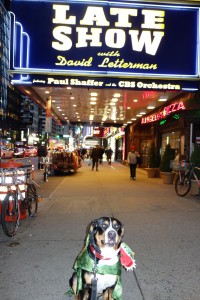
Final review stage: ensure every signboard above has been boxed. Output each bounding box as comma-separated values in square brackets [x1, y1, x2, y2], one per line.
[20, 95, 33, 124]
[11, 74, 200, 92]
[9, 1, 199, 80]
[141, 101, 186, 124]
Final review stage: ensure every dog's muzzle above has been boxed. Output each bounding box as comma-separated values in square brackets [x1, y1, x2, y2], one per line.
[106, 230, 117, 247]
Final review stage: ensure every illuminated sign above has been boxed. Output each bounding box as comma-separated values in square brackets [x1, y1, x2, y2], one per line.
[9, 1, 199, 80]
[11, 74, 199, 92]
[141, 101, 186, 124]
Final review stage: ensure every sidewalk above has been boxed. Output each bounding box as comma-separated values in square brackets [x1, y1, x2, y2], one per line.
[1, 160, 200, 300]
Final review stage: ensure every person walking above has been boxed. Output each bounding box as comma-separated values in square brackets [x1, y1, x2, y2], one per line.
[105, 147, 113, 165]
[127, 145, 140, 180]
[99, 146, 105, 164]
[91, 145, 101, 171]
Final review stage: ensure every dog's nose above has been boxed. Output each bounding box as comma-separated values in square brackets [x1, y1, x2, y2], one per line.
[108, 230, 116, 240]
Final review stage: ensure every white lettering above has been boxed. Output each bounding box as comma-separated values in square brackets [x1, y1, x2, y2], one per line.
[110, 8, 138, 27]
[52, 5, 76, 24]
[142, 10, 165, 29]
[129, 30, 164, 55]
[52, 26, 72, 51]
[76, 28, 102, 47]
[80, 6, 109, 26]
[105, 29, 126, 48]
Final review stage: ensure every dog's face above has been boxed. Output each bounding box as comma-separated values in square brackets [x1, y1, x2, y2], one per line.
[89, 217, 124, 251]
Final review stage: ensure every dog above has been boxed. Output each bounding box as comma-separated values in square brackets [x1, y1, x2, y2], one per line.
[68, 217, 136, 300]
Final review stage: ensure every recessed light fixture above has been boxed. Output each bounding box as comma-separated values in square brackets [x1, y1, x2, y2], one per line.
[131, 118, 137, 120]
[113, 93, 121, 97]
[45, 91, 50, 94]
[139, 112, 146, 115]
[73, 104, 77, 107]
[91, 97, 97, 101]
[90, 101, 96, 105]
[147, 106, 155, 109]
[127, 106, 131, 109]
[133, 99, 138, 102]
[70, 96, 74, 99]
[158, 95, 168, 102]
[90, 92, 98, 96]
[136, 114, 142, 117]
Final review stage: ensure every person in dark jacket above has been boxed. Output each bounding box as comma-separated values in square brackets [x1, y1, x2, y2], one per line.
[99, 146, 105, 164]
[105, 147, 113, 165]
[91, 145, 101, 171]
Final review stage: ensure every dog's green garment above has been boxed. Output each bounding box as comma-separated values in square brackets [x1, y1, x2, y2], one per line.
[67, 242, 136, 300]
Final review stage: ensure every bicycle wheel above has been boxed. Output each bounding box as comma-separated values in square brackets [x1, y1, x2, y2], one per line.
[1, 192, 20, 237]
[175, 174, 191, 197]
[27, 183, 38, 217]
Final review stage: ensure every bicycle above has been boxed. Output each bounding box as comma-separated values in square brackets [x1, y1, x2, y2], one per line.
[0, 164, 40, 237]
[175, 162, 200, 197]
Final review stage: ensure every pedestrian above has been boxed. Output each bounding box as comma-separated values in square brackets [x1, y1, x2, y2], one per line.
[91, 145, 101, 171]
[99, 146, 105, 164]
[105, 147, 113, 165]
[127, 145, 140, 180]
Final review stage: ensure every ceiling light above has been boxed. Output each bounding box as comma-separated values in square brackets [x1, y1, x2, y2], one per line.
[67, 87, 71, 89]
[89, 115, 94, 120]
[131, 118, 137, 120]
[147, 106, 155, 109]
[90, 92, 98, 96]
[111, 98, 118, 102]
[52, 100, 56, 103]
[62, 113, 65, 115]
[127, 121, 132, 124]
[70, 96, 74, 99]
[139, 112, 146, 115]
[90, 101, 96, 105]
[73, 104, 76, 107]
[56, 106, 60, 108]
[90, 97, 97, 100]
[158, 95, 168, 102]
[133, 99, 138, 102]
[110, 102, 116, 106]
[127, 107, 131, 109]
[114, 93, 121, 97]
[136, 114, 142, 117]
[45, 91, 50, 94]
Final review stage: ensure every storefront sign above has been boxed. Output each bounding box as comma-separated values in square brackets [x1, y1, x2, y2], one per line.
[141, 101, 186, 124]
[9, 1, 199, 79]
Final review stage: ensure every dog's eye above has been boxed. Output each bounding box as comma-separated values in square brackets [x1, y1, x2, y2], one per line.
[114, 224, 120, 230]
[102, 224, 108, 229]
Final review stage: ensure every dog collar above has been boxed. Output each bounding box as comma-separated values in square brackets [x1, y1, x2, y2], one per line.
[90, 245, 112, 260]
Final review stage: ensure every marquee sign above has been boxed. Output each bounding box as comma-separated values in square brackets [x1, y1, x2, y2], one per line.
[11, 74, 200, 92]
[9, 1, 199, 81]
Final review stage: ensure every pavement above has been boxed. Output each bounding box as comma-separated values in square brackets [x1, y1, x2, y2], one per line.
[0, 159, 200, 300]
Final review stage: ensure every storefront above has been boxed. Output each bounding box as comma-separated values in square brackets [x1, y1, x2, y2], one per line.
[128, 91, 200, 167]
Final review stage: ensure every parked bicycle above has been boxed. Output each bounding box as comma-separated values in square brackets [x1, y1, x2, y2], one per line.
[175, 162, 200, 197]
[0, 164, 40, 237]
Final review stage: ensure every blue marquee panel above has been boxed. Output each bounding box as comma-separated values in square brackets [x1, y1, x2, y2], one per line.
[9, 1, 200, 79]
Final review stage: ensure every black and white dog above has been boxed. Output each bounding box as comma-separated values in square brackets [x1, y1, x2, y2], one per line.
[68, 217, 136, 300]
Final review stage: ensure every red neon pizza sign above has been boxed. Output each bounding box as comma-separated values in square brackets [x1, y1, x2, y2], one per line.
[141, 101, 186, 124]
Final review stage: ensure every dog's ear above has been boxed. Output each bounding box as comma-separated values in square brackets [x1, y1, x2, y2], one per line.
[85, 219, 99, 246]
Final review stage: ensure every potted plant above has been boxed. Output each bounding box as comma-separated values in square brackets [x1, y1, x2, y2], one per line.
[146, 141, 158, 178]
[160, 143, 174, 184]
